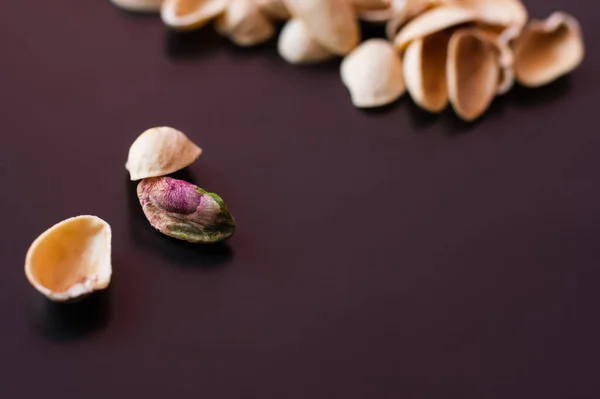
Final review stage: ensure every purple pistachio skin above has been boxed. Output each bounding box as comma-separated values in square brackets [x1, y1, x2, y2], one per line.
[137, 177, 235, 243]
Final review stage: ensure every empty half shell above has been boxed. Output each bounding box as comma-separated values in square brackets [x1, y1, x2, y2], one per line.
[393, 4, 476, 51]
[254, 0, 290, 20]
[25, 216, 112, 302]
[447, 28, 500, 121]
[341, 39, 405, 108]
[278, 19, 335, 64]
[513, 12, 584, 87]
[161, 0, 229, 30]
[283, 0, 360, 55]
[216, 0, 275, 47]
[403, 30, 450, 112]
[110, 0, 164, 12]
[126, 126, 202, 181]
[138, 177, 236, 243]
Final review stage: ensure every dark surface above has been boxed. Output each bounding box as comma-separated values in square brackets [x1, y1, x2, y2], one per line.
[1, 1, 599, 398]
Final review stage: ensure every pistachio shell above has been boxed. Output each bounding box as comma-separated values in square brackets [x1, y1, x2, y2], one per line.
[353, 0, 393, 23]
[447, 28, 500, 121]
[283, 0, 360, 55]
[403, 30, 450, 112]
[255, 0, 290, 20]
[476, 26, 516, 94]
[25, 216, 112, 302]
[278, 19, 335, 64]
[352, 0, 390, 8]
[126, 126, 203, 181]
[138, 177, 236, 243]
[456, 0, 527, 30]
[161, 0, 229, 31]
[386, 0, 446, 40]
[393, 4, 476, 51]
[513, 12, 584, 87]
[341, 39, 406, 108]
[110, 0, 164, 12]
[216, 0, 275, 47]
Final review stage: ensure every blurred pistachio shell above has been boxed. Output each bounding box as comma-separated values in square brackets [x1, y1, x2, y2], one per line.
[446, 28, 500, 121]
[476, 25, 516, 94]
[126, 126, 202, 181]
[25, 216, 112, 302]
[351, 0, 390, 9]
[138, 177, 236, 243]
[513, 12, 584, 87]
[110, 0, 164, 12]
[216, 0, 275, 46]
[278, 19, 335, 64]
[393, 4, 476, 51]
[456, 0, 527, 31]
[352, 0, 394, 23]
[161, 0, 229, 31]
[341, 39, 405, 108]
[283, 0, 360, 55]
[386, 0, 450, 40]
[255, 0, 290, 20]
[403, 30, 450, 112]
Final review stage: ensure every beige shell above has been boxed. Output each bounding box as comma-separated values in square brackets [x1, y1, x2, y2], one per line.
[125, 126, 203, 181]
[403, 30, 450, 112]
[476, 26, 516, 94]
[254, 0, 290, 20]
[283, 0, 360, 55]
[513, 12, 584, 87]
[456, 0, 527, 30]
[216, 0, 275, 46]
[110, 0, 164, 12]
[352, 0, 390, 8]
[278, 19, 335, 64]
[353, 0, 394, 23]
[447, 28, 500, 121]
[341, 39, 406, 108]
[161, 0, 229, 31]
[25, 216, 112, 302]
[386, 0, 446, 40]
[393, 4, 476, 51]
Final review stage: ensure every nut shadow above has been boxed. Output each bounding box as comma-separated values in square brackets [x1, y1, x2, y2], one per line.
[126, 172, 234, 269]
[30, 289, 111, 342]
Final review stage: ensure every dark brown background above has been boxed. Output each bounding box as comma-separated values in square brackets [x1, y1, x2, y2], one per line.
[1, 0, 599, 397]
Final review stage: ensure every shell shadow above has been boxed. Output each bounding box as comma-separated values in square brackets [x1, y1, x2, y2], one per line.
[126, 172, 234, 269]
[164, 23, 225, 59]
[440, 77, 572, 135]
[506, 76, 572, 109]
[31, 288, 111, 342]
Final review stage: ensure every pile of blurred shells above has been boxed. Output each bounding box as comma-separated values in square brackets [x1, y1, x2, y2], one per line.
[110, 0, 585, 121]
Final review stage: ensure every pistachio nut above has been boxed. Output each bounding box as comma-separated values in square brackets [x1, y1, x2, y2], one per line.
[137, 177, 236, 243]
